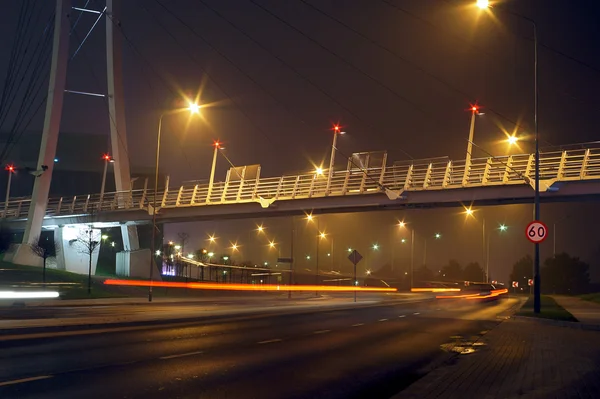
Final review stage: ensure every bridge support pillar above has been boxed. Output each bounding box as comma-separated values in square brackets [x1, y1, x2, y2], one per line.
[54, 226, 101, 275]
[120, 223, 140, 251]
[13, 0, 71, 267]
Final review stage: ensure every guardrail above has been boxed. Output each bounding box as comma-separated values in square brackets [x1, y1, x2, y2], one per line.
[2, 148, 599, 219]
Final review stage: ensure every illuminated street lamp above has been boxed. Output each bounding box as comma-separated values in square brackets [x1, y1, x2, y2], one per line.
[435, 233, 441, 239]
[268, 241, 276, 249]
[398, 221, 416, 287]
[315, 167, 324, 176]
[372, 244, 379, 250]
[3, 164, 15, 215]
[149, 100, 201, 302]
[257, 224, 265, 233]
[101, 234, 109, 241]
[464, 207, 488, 282]
[99, 153, 114, 205]
[499, 224, 508, 232]
[462, 105, 485, 186]
[507, 135, 519, 145]
[326, 124, 346, 194]
[155, 250, 161, 256]
[206, 140, 223, 203]
[474, 0, 542, 313]
[174, 245, 181, 251]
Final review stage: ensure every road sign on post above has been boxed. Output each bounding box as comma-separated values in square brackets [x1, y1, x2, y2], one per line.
[526, 221, 548, 244]
[528, 279, 534, 286]
[512, 281, 518, 288]
[347, 250, 363, 302]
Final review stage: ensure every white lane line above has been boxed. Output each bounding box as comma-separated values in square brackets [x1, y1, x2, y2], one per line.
[352, 323, 364, 327]
[0, 375, 53, 387]
[258, 338, 283, 344]
[313, 330, 331, 334]
[413, 312, 420, 315]
[398, 315, 406, 318]
[379, 318, 388, 322]
[159, 351, 203, 360]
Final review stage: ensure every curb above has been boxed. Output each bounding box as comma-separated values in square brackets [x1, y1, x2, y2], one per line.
[511, 315, 600, 331]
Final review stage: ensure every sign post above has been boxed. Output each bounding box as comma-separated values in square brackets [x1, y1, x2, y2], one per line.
[347, 250, 363, 302]
[525, 221, 547, 300]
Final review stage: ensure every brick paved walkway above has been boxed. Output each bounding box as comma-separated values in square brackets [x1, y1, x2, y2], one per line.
[394, 316, 600, 398]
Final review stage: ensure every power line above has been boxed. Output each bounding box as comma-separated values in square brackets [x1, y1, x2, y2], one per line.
[248, 0, 434, 125]
[141, 1, 280, 151]
[192, 0, 412, 159]
[103, 8, 197, 173]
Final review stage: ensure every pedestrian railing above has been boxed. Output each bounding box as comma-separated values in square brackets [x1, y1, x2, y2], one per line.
[2, 147, 599, 219]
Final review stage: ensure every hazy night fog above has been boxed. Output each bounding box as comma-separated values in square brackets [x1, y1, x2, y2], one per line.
[1, 1, 599, 284]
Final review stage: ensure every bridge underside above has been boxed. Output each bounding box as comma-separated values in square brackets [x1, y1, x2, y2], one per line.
[5, 180, 599, 231]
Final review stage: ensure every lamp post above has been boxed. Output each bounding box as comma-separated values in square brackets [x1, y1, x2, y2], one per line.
[99, 154, 113, 206]
[149, 102, 200, 302]
[476, 0, 541, 313]
[398, 221, 416, 288]
[206, 140, 222, 202]
[326, 124, 345, 194]
[465, 207, 488, 282]
[462, 105, 484, 186]
[4, 164, 15, 216]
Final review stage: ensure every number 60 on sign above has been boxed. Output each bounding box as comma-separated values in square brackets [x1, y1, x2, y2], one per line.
[526, 221, 548, 243]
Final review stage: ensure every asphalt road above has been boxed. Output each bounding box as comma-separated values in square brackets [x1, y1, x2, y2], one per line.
[0, 297, 519, 399]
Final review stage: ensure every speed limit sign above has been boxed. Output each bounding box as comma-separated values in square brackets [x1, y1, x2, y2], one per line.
[526, 221, 548, 243]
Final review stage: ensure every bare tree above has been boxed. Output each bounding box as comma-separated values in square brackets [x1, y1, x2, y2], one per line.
[29, 235, 60, 285]
[75, 226, 101, 294]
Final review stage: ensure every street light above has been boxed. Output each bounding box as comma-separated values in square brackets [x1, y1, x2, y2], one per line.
[315, 167, 324, 176]
[464, 206, 488, 282]
[507, 135, 519, 145]
[499, 224, 508, 232]
[99, 154, 114, 206]
[372, 244, 379, 250]
[462, 105, 485, 186]
[3, 164, 15, 216]
[257, 224, 265, 233]
[474, 0, 541, 313]
[206, 140, 223, 203]
[397, 221, 415, 288]
[149, 101, 201, 302]
[476, 0, 489, 9]
[326, 124, 345, 194]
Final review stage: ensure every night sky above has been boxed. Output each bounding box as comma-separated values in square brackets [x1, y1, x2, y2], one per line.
[1, 1, 599, 283]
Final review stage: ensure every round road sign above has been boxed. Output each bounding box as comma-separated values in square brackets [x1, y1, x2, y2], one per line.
[525, 221, 548, 243]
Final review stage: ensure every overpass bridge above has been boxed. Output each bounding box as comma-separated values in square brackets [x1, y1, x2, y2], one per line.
[2, 146, 600, 230]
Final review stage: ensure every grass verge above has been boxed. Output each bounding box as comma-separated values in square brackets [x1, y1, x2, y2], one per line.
[517, 295, 578, 322]
[580, 293, 600, 305]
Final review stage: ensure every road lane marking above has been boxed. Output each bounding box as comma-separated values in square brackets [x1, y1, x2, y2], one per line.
[159, 351, 203, 360]
[398, 315, 406, 318]
[352, 323, 364, 327]
[258, 339, 282, 344]
[0, 375, 53, 387]
[378, 318, 388, 322]
[413, 312, 420, 315]
[313, 330, 331, 334]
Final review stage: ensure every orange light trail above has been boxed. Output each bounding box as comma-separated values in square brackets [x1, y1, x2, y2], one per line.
[411, 288, 462, 293]
[104, 279, 397, 292]
[436, 288, 508, 300]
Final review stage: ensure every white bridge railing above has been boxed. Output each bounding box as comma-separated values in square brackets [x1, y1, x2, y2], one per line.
[2, 148, 600, 220]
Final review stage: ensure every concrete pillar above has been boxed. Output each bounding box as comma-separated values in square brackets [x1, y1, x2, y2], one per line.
[55, 225, 101, 275]
[13, 0, 71, 266]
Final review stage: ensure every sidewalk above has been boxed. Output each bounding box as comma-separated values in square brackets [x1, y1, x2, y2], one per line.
[394, 316, 600, 398]
[552, 295, 600, 325]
